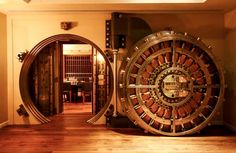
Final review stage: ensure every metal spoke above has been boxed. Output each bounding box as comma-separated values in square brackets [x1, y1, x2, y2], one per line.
[171, 106, 176, 133]
[193, 84, 220, 89]
[172, 40, 177, 67]
[127, 84, 158, 88]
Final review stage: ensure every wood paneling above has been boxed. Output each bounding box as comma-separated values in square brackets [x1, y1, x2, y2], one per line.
[0, 114, 236, 153]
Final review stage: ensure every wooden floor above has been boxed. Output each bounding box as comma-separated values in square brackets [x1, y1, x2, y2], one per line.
[0, 111, 236, 153]
[63, 102, 92, 114]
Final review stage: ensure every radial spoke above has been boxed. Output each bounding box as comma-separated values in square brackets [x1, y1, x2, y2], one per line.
[193, 84, 220, 89]
[134, 63, 142, 68]
[172, 40, 177, 67]
[128, 84, 158, 88]
[171, 106, 176, 133]
[129, 73, 138, 78]
[199, 113, 207, 120]
[141, 53, 147, 60]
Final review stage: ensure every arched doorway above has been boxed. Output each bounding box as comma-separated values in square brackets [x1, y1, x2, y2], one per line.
[19, 34, 113, 123]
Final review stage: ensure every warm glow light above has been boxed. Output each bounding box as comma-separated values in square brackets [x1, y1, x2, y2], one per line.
[63, 44, 92, 55]
[31, 0, 207, 4]
[0, 0, 7, 4]
[123, 0, 207, 3]
[97, 53, 105, 63]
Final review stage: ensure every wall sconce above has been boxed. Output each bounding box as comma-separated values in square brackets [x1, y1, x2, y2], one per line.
[61, 22, 72, 30]
[17, 50, 28, 63]
[16, 104, 29, 117]
[23, 0, 31, 3]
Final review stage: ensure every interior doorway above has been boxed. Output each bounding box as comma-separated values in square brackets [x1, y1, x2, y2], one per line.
[62, 44, 93, 115]
[20, 34, 113, 123]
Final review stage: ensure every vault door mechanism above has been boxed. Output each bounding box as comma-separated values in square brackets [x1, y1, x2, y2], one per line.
[119, 31, 225, 136]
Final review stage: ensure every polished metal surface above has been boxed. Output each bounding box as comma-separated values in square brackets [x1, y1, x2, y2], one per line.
[119, 31, 225, 136]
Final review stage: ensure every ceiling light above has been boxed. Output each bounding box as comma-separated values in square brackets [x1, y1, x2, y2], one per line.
[0, 0, 7, 4]
[28, 0, 207, 4]
[127, 0, 207, 3]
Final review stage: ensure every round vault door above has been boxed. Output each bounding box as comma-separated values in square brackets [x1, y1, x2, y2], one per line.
[119, 31, 225, 136]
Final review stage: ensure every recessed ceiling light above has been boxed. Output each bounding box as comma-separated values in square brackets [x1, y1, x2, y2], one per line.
[0, 0, 7, 4]
[26, 0, 207, 4]
[127, 0, 207, 3]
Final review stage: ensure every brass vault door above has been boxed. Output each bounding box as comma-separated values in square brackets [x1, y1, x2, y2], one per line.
[29, 42, 63, 116]
[119, 31, 225, 136]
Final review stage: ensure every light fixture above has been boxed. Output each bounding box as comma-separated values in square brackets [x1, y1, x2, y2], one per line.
[25, 0, 207, 4]
[0, 0, 7, 4]
[133, 0, 207, 3]
[97, 53, 105, 63]
[17, 50, 28, 62]
[23, 0, 31, 3]
[61, 22, 72, 30]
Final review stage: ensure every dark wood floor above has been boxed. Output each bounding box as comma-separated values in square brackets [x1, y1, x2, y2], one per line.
[0, 111, 236, 153]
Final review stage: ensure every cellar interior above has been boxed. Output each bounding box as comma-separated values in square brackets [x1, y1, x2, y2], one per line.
[0, 0, 236, 137]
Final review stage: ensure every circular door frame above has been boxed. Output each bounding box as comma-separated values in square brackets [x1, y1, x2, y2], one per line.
[19, 34, 113, 123]
[119, 31, 225, 136]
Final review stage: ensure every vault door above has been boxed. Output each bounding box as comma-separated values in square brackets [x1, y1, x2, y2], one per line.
[119, 31, 225, 136]
[94, 49, 111, 114]
[29, 42, 63, 116]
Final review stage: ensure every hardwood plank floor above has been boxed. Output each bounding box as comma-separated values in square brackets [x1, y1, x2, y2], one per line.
[0, 113, 236, 153]
[63, 102, 92, 114]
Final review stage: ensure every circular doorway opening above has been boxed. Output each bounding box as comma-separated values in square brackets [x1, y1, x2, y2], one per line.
[19, 34, 113, 123]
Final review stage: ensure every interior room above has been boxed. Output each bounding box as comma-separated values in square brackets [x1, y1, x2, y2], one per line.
[62, 44, 93, 114]
[0, 0, 236, 153]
